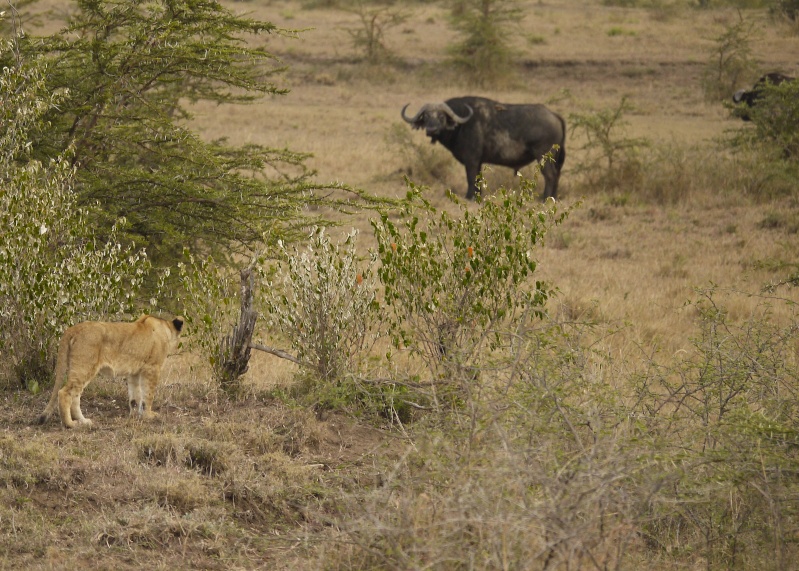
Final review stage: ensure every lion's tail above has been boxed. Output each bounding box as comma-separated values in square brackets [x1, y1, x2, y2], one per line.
[37, 330, 73, 425]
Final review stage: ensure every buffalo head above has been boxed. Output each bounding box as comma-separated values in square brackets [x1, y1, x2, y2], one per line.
[401, 102, 474, 138]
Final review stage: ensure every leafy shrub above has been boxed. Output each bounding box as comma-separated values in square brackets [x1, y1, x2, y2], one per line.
[319, 285, 799, 570]
[0, 46, 149, 391]
[264, 228, 381, 388]
[176, 250, 245, 388]
[570, 94, 796, 203]
[569, 98, 650, 194]
[773, 0, 799, 21]
[347, 0, 408, 63]
[11, 0, 365, 273]
[320, 315, 655, 570]
[721, 78, 799, 198]
[179, 228, 381, 399]
[740, 78, 799, 159]
[372, 178, 567, 405]
[312, 375, 416, 423]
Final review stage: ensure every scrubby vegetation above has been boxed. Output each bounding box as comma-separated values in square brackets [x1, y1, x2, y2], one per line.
[2, 0, 799, 569]
[0, 45, 150, 392]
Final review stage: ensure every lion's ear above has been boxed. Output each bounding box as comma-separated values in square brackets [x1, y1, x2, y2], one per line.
[172, 317, 184, 334]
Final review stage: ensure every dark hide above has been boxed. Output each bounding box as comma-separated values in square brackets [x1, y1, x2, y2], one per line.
[733, 73, 795, 121]
[402, 96, 566, 200]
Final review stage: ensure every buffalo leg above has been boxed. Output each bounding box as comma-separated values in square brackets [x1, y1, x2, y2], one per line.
[465, 162, 482, 200]
[542, 160, 560, 200]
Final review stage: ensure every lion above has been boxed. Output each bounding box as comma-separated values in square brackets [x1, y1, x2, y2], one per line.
[37, 315, 184, 428]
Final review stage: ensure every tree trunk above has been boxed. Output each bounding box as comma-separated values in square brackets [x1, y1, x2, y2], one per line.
[216, 268, 257, 393]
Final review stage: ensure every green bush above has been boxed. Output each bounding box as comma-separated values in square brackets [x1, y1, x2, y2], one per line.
[311, 376, 416, 423]
[723, 78, 799, 198]
[569, 98, 650, 194]
[319, 312, 655, 570]
[178, 227, 382, 398]
[264, 228, 381, 387]
[0, 46, 150, 391]
[773, 0, 799, 20]
[741, 78, 799, 159]
[319, 285, 799, 569]
[567, 102, 794, 205]
[176, 249, 246, 390]
[372, 178, 568, 406]
[9, 0, 380, 274]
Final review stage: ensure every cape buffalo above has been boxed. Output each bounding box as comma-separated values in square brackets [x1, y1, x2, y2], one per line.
[733, 72, 795, 121]
[401, 96, 566, 200]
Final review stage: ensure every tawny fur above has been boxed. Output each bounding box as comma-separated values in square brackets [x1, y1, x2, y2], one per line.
[38, 315, 183, 429]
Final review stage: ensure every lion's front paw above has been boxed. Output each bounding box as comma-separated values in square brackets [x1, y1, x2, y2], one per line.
[142, 410, 158, 421]
[76, 418, 94, 428]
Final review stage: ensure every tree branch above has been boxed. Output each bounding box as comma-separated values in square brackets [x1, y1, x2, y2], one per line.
[249, 342, 304, 366]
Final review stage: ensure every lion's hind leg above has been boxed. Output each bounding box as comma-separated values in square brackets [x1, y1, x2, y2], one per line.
[127, 374, 145, 417]
[38, 331, 73, 425]
[58, 364, 98, 429]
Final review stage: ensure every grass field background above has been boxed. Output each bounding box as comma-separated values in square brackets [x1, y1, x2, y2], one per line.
[4, 0, 799, 569]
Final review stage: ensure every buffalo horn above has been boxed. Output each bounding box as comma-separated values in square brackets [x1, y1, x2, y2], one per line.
[441, 102, 473, 124]
[401, 103, 425, 124]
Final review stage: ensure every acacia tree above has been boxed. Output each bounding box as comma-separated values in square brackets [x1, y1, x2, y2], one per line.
[448, 0, 522, 87]
[9, 0, 378, 267]
[702, 14, 757, 102]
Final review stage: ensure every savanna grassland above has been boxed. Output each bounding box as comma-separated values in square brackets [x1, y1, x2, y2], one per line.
[4, 0, 799, 570]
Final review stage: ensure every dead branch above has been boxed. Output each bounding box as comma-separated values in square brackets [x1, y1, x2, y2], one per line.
[216, 267, 257, 389]
[249, 342, 304, 366]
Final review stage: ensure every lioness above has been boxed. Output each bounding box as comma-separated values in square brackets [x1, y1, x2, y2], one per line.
[38, 315, 184, 429]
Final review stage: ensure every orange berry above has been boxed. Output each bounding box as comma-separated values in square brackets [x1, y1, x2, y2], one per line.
[467, 246, 474, 258]
[391, 242, 397, 252]
[356, 273, 363, 285]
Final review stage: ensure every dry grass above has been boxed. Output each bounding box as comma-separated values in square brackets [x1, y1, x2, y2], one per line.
[2, 365, 399, 569]
[6, 0, 799, 568]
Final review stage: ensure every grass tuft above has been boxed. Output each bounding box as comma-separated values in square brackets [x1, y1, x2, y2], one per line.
[186, 440, 231, 477]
